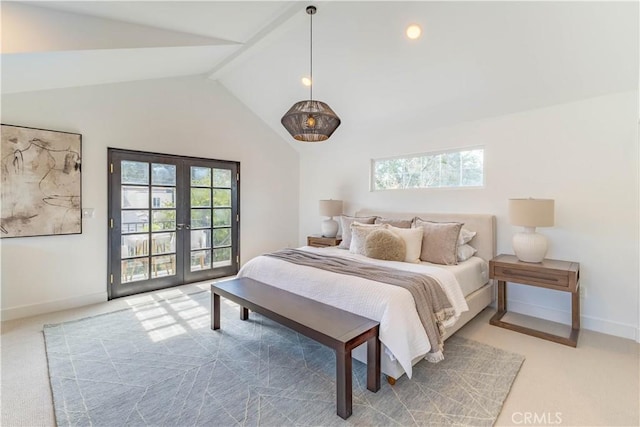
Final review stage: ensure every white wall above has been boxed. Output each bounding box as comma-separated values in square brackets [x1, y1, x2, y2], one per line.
[1, 76, 299, 320]
[297, 90, 639, 340]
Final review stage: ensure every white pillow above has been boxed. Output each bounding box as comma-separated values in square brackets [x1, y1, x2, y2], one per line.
[458, 228, 477, 246]
[388, 225, 423, 263]
[338, 215, 376, 249]
[349, 223, 388, 255]
[457, 244, 478, 262]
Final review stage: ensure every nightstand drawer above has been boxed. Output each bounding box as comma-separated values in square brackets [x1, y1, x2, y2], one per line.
[310, 241, 334, 248]
[493, 265, 570, 288]
[307, 236, 342, 248]
[489, 255, 580, 292]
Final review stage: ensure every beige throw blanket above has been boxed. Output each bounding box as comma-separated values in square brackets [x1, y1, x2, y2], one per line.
[264, 249, 456, 362]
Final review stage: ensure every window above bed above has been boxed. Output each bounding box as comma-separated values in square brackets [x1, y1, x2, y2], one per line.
[371, 147, 484, 191]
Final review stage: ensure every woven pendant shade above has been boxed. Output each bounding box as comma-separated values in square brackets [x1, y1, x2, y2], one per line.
[281, 100, 341, 142]
[281, 5, 340, 143]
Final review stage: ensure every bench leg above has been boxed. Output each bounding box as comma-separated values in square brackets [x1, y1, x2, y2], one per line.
[336, 348, 352, 419]
[367, 335, 380, 392]
[240, 307, 249, 320]
[211, 292, 220, 330]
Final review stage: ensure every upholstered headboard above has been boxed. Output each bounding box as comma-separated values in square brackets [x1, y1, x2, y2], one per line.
[356, 210, 497, 263]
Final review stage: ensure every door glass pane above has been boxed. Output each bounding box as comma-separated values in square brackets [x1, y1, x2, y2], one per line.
[121, 235, 149, 258]
[152, 210, 176, 231]
[152, 163, 176, 186]
[213, 248, 232, 267]
[121, 258, 149, 283]
[122, 186, 149, 209]
[191, 250, 211, 271]
[213, 228, 231, 247]
[121, 161, 149, 185]
[213, 189, 231, 207]
[152, 187, 176, 208]
[191, 230, 211, 250]
[191, 188, 211, 207]
[213, 209, 231, 227]
[122, 210, 149, 233]
[152, 232, 175, 255]
[213, 168, 231, 187]
[191, 209, 211, 228]
[191, 167, 211, 187]
[151, 255, 175, 278]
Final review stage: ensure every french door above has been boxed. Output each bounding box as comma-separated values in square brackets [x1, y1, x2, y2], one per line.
[107, 149, 239, 299]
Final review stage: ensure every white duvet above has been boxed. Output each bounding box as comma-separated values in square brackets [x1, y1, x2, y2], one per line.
[237, 246, 469, 378]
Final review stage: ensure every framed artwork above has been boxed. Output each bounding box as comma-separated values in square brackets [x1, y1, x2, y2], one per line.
[1, 124, 82, 238]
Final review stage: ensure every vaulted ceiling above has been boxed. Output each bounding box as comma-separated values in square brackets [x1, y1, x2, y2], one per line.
[3, 1, 638, 144]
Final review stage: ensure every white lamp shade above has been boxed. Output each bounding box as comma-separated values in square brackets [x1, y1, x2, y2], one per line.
[509, 199, 554, 227]
[319, 199, 343, 217]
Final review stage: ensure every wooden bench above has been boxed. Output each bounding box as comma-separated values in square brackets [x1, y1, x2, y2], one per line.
[210, 277, 381, 419]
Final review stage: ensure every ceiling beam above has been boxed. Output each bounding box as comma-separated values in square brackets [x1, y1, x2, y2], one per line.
[3, 2, 238, 55]
[206, 3, 301, 81]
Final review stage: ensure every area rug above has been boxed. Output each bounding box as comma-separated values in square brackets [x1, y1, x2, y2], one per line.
[44, 290, 524, 426]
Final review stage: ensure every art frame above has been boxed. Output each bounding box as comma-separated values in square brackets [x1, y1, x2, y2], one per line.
[1, 124, 82, 238]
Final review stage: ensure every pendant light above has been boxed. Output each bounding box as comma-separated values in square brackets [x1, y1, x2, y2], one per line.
[281, 5, 341, 142]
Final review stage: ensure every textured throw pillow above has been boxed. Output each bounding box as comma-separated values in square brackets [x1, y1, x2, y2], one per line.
[364, 229, 406, 262]
[349, 223, 388, 255]
[374, 217, 412, 229]
[458, 228, 477, 246]
[338, 215, 376, 249]
[414, 219, 463, 265]
[388, 225, 423, 263]
[457, 244, 478, 262]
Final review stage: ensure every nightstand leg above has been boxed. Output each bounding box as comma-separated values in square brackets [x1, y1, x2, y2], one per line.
[572, 289, 580, 330]
[497, 280, 507, 312]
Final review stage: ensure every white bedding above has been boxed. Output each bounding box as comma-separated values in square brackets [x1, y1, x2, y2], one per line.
[236, 246, 469, 378]
[425, 256, 488, 297]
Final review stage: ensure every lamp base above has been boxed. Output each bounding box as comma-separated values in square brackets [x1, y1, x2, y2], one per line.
[512, 227, 548, 263]
[321, 218, 339, 238]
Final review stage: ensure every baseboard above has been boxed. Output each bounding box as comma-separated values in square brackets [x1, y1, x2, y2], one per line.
[507, 298, 639, 341]
[1, 292, 108, 321]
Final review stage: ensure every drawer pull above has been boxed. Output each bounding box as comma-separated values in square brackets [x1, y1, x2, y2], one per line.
[502, 268, 561, 283]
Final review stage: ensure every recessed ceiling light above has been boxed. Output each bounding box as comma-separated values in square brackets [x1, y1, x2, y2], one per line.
[301, 77, 312, 86]
[406, 24, 422, 40]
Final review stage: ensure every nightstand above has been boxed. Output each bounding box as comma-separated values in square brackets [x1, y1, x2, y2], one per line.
[307, 235, 342, 248]
[489, 254, 580, 347]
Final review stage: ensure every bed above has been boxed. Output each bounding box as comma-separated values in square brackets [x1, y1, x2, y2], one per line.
[237, 210, 496, 381]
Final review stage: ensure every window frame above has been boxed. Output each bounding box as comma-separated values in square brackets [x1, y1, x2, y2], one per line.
[370, 146, 485, 192]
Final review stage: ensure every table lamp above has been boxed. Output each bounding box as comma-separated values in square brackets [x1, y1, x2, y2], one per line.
[319, 199, 343, 237]
[509, 198, 554, 263]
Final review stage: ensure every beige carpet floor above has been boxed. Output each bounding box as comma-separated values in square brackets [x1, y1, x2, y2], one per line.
[2, 281, 639, 426]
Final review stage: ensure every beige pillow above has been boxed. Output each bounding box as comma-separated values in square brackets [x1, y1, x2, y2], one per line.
[374, 217, 412, 228]
[338, 215, 376, 249]
[388, 225, 423, 263]
[414, 219, 463, 265]
[349, 223, 388, 255]
[364, 229, 406, 262]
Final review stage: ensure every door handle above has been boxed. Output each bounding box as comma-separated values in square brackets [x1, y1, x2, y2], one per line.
[176, 224, 191, 230]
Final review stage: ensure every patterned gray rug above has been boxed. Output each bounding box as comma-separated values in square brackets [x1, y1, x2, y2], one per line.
[44, 290, 523, 426]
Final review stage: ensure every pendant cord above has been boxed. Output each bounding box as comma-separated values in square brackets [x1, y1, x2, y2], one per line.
[309, 9, 313, 102]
